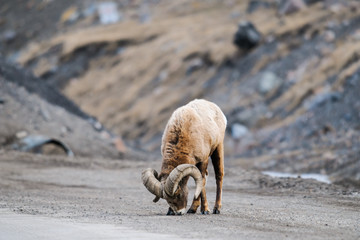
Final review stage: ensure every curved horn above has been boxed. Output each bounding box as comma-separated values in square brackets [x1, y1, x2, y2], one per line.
[164, 164, 202, 199]
[142, 168, 163, 202]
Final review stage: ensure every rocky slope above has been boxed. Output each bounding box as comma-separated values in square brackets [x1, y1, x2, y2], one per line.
[1, 0, 360, 188]
[0, 58, 123, 158]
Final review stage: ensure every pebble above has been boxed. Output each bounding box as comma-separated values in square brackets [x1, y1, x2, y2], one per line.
[16, 131, 28, 139]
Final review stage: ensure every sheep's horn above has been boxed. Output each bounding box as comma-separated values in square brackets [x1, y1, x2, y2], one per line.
[164, 164, 203, 199]
[142, 168, 163, 202]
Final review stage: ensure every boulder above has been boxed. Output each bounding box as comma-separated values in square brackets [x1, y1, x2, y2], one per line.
[233, 21, 261, 51]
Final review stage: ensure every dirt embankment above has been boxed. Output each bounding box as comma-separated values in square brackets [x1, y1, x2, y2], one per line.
[12, 0, 360, 149]
[0, 58, 125, 159]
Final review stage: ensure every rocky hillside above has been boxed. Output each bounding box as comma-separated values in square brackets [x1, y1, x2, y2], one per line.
[1, 0, 360, 188]
[0, 58, 127, 158]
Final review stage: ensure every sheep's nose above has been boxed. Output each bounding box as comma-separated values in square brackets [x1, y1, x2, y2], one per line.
[175, 208, 186, 215]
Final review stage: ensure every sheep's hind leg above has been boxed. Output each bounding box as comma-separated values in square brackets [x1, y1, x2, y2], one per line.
[200, 168, 210, 214]
[211, 144, 224, 214]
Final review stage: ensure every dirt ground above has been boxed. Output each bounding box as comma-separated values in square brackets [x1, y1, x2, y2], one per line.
[0, 151, 359, 239]
[1, 1, 360, 238]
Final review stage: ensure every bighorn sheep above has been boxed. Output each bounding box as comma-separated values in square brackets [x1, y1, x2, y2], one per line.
[142, 99, 226, 215]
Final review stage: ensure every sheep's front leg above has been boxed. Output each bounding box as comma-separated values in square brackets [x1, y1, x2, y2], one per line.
[187, 195, 200, 214]
[211, 144, 224, 214]
[187, 165, 209, 214]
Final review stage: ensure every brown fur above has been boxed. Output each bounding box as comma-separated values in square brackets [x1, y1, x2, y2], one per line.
[158, 99, 226, 214]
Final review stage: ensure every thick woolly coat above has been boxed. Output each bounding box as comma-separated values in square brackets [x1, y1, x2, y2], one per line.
[159, 99, 227, 182]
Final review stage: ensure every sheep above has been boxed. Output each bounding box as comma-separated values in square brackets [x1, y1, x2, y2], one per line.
[142, 99, 227, 215]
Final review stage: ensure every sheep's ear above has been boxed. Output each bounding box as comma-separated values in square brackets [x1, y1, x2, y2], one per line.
[153, 196, 160, 202]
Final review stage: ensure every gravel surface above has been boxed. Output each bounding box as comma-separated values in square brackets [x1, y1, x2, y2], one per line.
[0, 151, 359, 240]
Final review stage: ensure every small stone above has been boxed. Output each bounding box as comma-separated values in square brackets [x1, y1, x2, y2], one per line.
[16, 131, 28, 139]
[247, 0, 271, 14]
[60, 6, 79, 24]
[61, 126, 68, 135]
[82, 4, 96, 17]
[113, 137, 127, 153]
[279, 0, 306, 15]
[186, 58, 204, 76]
[100, 131, 111, 139]
[94, 121, 102, 130]
[304, 91, 342, 110]
[352, 30, 360, 41]
[258, 72, 283, 95]
[97, 2, 121, 25]
[324, 30, 335, 42]
[231, 123, 248, 140]
[2, 30, 17, 43]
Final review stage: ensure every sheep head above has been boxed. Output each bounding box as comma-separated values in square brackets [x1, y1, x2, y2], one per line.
[142, 164, 203, 215]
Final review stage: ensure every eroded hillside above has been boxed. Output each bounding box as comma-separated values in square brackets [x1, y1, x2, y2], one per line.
[2, 0, 360, 188]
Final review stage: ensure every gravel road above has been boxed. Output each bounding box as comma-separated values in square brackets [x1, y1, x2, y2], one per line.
[0, 151, 359, 239]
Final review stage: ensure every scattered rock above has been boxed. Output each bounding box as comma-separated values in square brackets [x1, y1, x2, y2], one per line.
[33, 57, 58, 77]
[97, 2, 121, 25]
[231, 123, 248, 140]
[61, 126, 69, 135]
[351, 29, 360, 41]
[113, 137, 127, 153]
[247, 0, 271, 14]
[234, 104, 269, 128]
[186, 58, 204, 76]
[324, 30, 335, 42]
[16, 131, 28, 139]
[329, 3, 344, 14]
[279, 0, 307, 15]
[88, 118, 103, 131]
[304, 91, 342, 110]
[304, 0, 323, 5]
[138, 3, 151, 23]
[2, 30, 17, 43]
[40, 105, 51, 121]
[82, 4, 97, 18]
[233, 21, 261, 51]
[258, 72, 283, 95]
[60, 6, 79, 24]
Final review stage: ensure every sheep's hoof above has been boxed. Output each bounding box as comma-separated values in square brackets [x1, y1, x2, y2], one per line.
[167, 208, 175, 215]
[187, 209, 196, 214]
[213, 208, 220, 214]
[201, 210, 210, 215]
